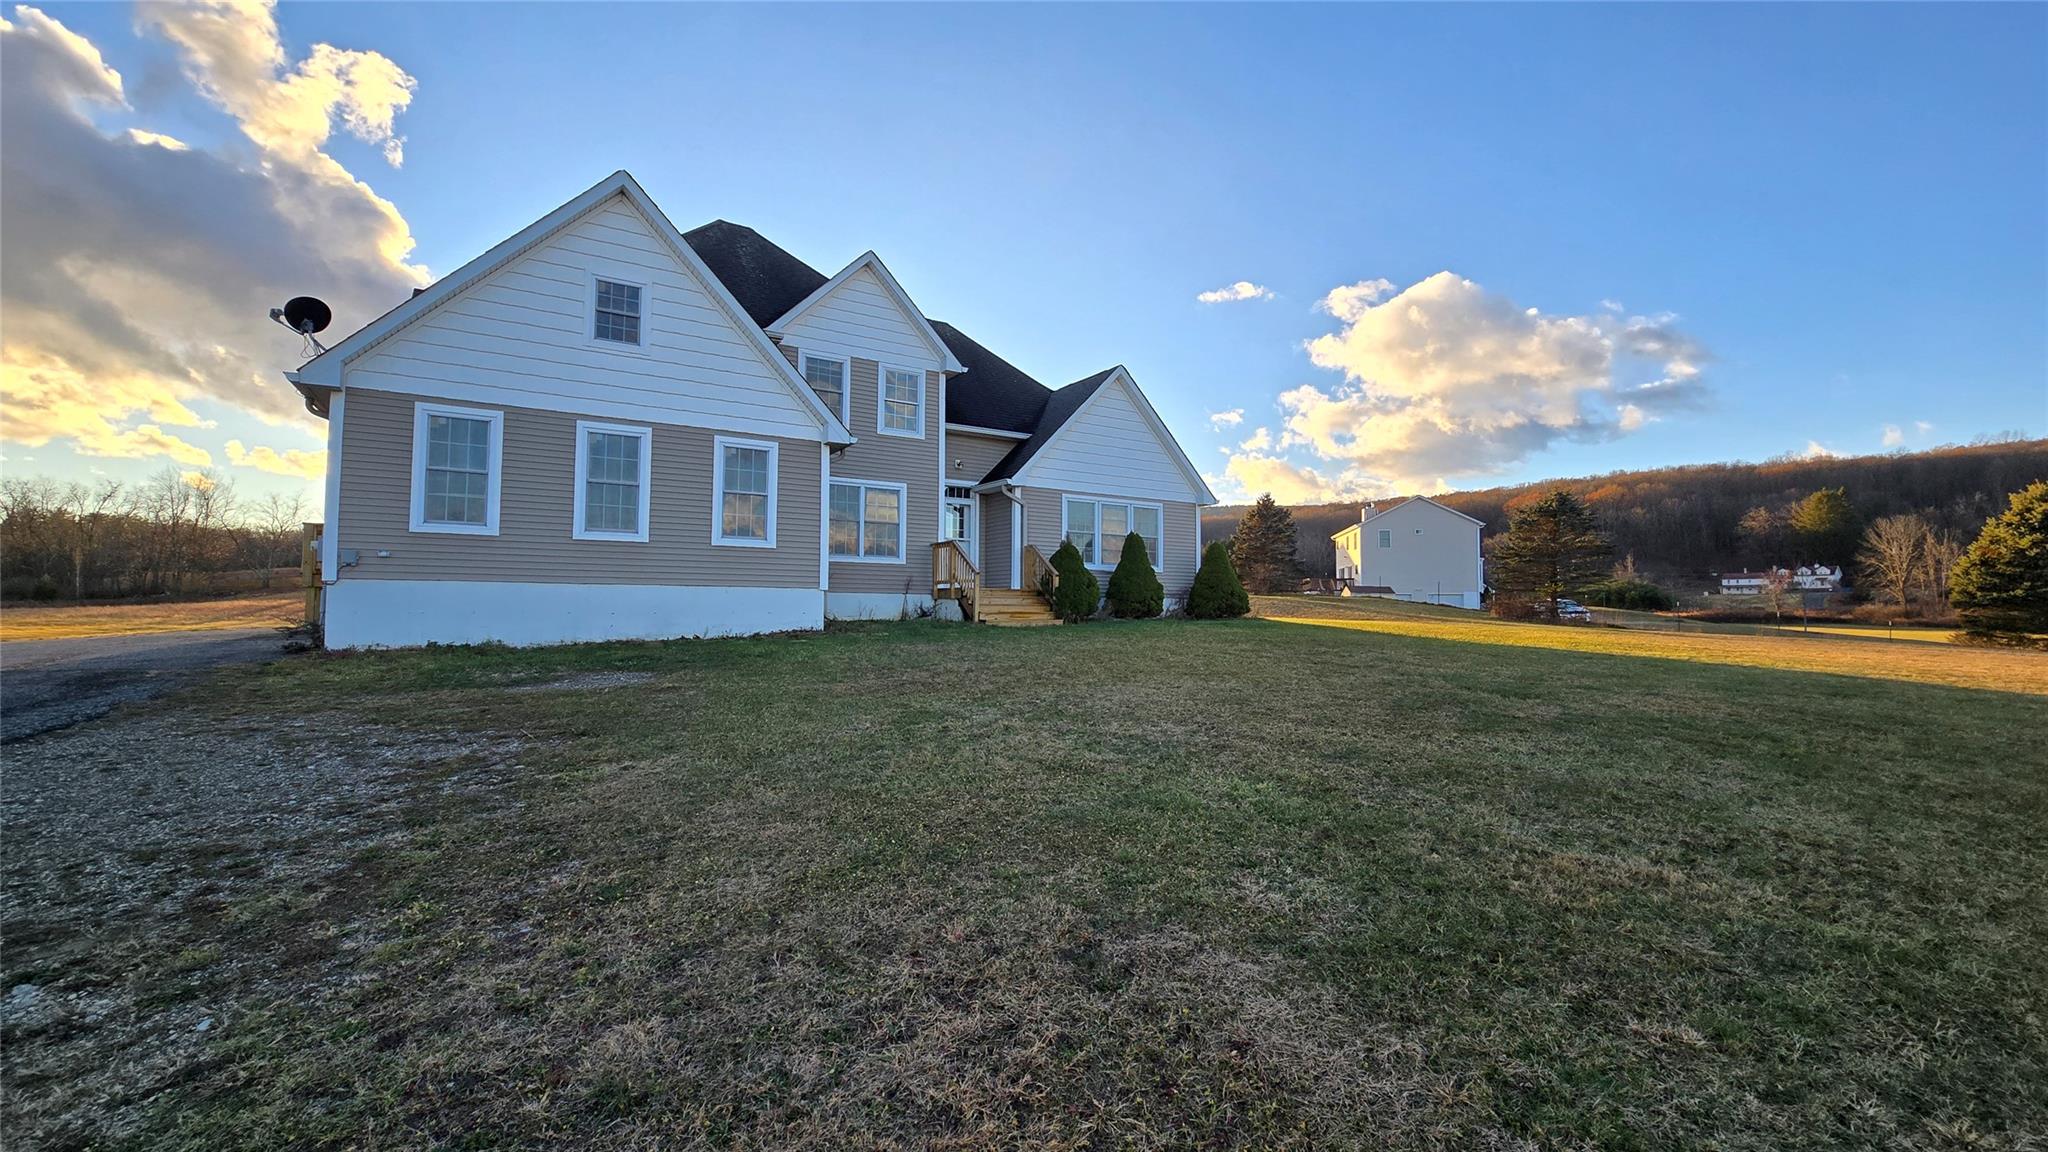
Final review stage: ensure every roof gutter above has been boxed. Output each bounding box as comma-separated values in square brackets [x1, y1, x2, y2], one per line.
[284, 371, 335, 419]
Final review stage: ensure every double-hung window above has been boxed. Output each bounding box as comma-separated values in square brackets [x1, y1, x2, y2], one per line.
[828, 479, 905, 562]
[1377, 529, 1392, 548]
[1063, 497, 1162, 569]
[800, 352, 849, 424]
[410, 402, 502, 535]
[573, 421, 652, 541]
[593, 277, 643, 345]
[712, 437, 777, 547]
[879, 366, 923, 436]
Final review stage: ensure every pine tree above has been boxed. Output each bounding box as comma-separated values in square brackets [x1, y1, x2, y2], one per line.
[1950, 481, 2048, 643]
[1048, 539, 1100, 622]
[1187, 541, 1250, 619]
[1228, 494, 1300, 594]
[1105, 532, 1165, 618]
[1789, 487, 1859, 564]
[1488, 489, 1610, 619]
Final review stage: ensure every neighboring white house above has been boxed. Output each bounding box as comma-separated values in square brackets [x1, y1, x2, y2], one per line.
[1330, 497, 1486, 609]
[1718, 565, 1843, 595]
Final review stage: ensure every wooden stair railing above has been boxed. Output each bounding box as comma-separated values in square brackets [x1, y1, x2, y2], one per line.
[1022, 544, 1059, 607]
[930, 539, 982, 623]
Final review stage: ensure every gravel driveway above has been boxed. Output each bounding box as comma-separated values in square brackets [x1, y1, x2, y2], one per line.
[0, 629, 290, 743]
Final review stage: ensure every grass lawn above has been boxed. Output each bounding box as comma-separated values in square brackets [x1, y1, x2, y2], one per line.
[4, 608, 2044, 1148]
[0, 589, 302, 641]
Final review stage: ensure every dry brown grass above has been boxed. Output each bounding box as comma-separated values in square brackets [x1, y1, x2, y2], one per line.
[0, 590, 301, 642]
[1259, 594, 2048, 695]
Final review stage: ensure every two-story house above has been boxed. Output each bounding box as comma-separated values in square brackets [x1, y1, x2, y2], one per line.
[1330, 496, 1485, 608]
[288, 171, 1214, 648]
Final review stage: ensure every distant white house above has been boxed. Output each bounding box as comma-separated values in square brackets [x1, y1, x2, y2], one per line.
[1718, 565, 1843, 595]
[1331, 497, 1486, 609]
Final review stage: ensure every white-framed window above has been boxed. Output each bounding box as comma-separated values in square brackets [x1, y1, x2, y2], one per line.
[712, 436, 778, 547]
[572, 420, 652, 542]
[592, 275, 644, 346]
[828, 478, 906, 562]
[799, 351, 849, 424]
[409, 401, 502, 535]
[1377, 529, 1392, 548]
[878, 365, 924, 437]
[1062, 497, 1163, 570]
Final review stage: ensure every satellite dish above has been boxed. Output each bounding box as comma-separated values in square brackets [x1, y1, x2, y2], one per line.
[282, 296, 332, 335]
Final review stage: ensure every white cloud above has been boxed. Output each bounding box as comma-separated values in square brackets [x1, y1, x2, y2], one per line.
[1317, 278, 1397, 321]
[0, 2, 427, 470]
[1215, 453, 1376, 506]
[1600, 298, 1625, 312]
[1882, 424, 1904, 448]
[1915, 420, 1934, 435]
[1197, 281, 1273, 304]
[1223, 272, 1709, 494]
[226, 438, 325, 478]
[1208, 408, 1245, 428]
[1800, 440, 1843, 459]
[1238, 427, 1272, 452]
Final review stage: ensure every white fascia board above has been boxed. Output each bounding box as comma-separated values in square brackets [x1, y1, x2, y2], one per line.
[945, 422, 1029, 440]
[295, 170, 854, 448]
[1008, 367, 1219, 505]
[765, 250, 967, 374]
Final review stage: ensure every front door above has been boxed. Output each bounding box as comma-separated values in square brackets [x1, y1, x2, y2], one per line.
[943, 494, 976, 568]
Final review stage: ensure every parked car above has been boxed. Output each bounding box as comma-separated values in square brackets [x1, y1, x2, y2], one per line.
[1556, 599, 1593, 622]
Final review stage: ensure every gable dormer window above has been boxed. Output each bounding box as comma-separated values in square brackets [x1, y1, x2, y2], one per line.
[880, 366, 923, 437]
[593, 277, 642, 345]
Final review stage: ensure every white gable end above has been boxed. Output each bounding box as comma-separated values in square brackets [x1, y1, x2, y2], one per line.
[1023, 376, 1206, 504]
[777, 265, 943, 370]
[346, 192, 825, 441]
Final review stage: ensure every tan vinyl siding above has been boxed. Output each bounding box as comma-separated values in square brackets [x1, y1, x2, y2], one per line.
[807, 355, 942, 594]
[336, 388, 820, 586]
[1018, 486, 1199, 598]
[945, 430, 1017, 484]
[980, 491, 1014, 588]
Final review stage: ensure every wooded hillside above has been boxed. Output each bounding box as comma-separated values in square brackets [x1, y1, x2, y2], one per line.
[1204, 439, 2048, 586]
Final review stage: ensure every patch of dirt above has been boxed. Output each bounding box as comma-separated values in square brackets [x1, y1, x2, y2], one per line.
[0, 708, 531, 1148]
[506, 671, 658, 693]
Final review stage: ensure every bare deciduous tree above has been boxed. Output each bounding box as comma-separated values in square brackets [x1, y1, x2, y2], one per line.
[1858, 514, 1927, 608]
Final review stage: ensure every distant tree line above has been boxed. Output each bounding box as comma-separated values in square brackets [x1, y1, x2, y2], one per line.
[1, 468, 308, 601]
[1205, 438, 2048, 587]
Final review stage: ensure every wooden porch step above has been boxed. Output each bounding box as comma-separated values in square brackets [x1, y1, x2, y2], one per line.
[967, 588, 1060, 627]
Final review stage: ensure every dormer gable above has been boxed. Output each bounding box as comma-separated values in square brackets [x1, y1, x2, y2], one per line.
[767, 251, 965, 373]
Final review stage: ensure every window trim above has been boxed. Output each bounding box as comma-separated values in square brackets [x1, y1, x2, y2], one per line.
[827, 477, 909, 565]
[588, 272, 648, 351]
[571, 419, 653, 543]
[408, 401, 503, 536]
[875, 363, 925, 439]
[1060, 495, 1164, 572]
[1377, 529, 1392, 548]
[711, 435, 779, 548]
[797, 350, 850, 426]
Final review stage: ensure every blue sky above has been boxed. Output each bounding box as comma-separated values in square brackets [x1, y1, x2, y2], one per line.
[5, 2, 2043, 509]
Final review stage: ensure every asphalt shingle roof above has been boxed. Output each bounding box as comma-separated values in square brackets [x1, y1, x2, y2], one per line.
[681, 220, 827, 330]
[982, 369, 1116, 483]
